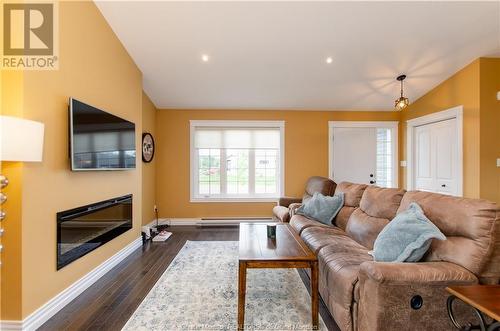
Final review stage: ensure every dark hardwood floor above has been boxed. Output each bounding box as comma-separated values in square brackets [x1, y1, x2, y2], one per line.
[40, 226, 339, 331]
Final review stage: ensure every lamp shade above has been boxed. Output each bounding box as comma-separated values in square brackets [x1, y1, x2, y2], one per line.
[0, 115, 44, 162]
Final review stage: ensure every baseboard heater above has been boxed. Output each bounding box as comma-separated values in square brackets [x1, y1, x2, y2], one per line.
[198, 217, 273, 227]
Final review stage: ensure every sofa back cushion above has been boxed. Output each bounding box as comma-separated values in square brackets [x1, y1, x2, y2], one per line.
[345, 186, 406, 249]
[302, 176, 337, 203]
[398, 191, 500, 280]
[333, 182, 368, 229]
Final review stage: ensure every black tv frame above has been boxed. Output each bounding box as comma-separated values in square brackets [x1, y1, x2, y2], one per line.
[68, 97, 136, 171]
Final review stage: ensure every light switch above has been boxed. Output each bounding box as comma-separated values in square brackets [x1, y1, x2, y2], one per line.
[400, 160, 407, 167]
[497, 158, 500, 167]
[497, 91, 500, 101]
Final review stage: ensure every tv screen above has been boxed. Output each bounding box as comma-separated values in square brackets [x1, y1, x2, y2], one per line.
[69, 98, 136, 170]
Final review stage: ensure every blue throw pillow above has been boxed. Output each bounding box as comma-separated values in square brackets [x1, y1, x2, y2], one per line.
[373, 202, 446, 262]
[296, 192, 344, 225]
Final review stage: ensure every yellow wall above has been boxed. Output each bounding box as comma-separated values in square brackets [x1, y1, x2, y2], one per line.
[479, 58, 500, 203]
[399, 59, 481, 198]
[0, 71, 25, 320]
[155, 109, 399, 218]
[13, 1, 143, 318]
[142, 92, 157, 224]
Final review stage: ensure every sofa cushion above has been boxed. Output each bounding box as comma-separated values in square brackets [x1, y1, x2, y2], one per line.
[360, 186, 406, 219]
[318, 242, 372, 331]
[346, 209, 389, 250]
[289, 214, 330, 234]
[335, 182, 368, 207]
[300, 226, 348, 254]
[333, 182, 368, 230]
[398, 191, 500, 278]
[335, 206, 357, 231]
[303, 176, 337, 201]
[346, 186, 406, 249]
[272, 205, 290, 223]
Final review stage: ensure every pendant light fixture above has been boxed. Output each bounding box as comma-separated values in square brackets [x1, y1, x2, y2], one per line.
[394, 74, 409, 111]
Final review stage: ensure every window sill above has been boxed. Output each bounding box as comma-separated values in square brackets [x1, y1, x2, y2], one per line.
[190, 197, 279, 203]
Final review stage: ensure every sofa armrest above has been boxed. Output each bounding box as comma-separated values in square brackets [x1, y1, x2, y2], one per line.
[356, 261, 478, 330]
[278, 197, 302, 207]
[359, 261, 478, 285]
[288, 203, 302, 217]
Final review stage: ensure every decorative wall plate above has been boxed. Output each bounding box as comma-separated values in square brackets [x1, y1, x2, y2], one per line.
[142, 133, 155, 163]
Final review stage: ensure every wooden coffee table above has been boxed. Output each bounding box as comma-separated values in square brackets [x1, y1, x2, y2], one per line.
[446, 285, 500, 330]
[238, 223, 319, 330]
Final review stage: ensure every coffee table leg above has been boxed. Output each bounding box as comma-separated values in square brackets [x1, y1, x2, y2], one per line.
[311, 261, 319, 330]
[238, 261, 247, 330]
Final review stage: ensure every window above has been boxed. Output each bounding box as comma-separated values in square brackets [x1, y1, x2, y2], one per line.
[376, 128, 393, 188]
[191, 121, 284, 201]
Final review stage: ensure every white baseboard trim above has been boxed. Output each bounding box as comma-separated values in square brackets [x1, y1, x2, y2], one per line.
[1, 237, 142, 331]
[0, 321, 22, 331]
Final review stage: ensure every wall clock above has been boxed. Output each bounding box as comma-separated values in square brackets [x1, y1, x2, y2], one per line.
[142, 132, 155, 163]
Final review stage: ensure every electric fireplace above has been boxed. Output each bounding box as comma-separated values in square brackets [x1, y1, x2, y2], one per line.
[57, 194, 132, 269]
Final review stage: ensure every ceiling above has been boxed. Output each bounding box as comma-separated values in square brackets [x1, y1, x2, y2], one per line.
[96, 1, 500, 111]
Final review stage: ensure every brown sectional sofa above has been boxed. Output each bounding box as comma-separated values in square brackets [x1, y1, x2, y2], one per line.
[289, 181, 500, 331]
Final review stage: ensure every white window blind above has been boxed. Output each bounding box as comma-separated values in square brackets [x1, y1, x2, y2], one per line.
[194, 128, 280, 149]
[191, 121, 284, 201]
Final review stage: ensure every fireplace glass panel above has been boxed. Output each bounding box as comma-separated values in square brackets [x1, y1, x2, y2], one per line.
[57, 195, 132, 269]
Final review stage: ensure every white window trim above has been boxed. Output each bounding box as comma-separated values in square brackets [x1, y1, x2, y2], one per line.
[406, 105, 463, 196]
[328, 121, 399, 188]
[190, 120, 285, 203]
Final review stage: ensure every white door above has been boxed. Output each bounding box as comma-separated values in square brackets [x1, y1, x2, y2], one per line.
[332, 128, 377, 185]
[414, 118, 458, 195]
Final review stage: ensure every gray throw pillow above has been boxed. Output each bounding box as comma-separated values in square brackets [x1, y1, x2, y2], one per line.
[373, 202, 446, 262]
[296, 192, 344, 225]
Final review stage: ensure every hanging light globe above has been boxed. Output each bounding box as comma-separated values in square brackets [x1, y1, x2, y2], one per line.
[394, 75, 409, 111]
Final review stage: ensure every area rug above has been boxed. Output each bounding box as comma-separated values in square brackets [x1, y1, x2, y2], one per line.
[123, 241, 326, 330]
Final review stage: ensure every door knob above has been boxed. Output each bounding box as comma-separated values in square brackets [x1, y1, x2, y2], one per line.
[441, 184, 446, 187]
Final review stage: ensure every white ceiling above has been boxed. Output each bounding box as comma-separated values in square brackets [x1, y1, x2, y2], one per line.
[96, 1, 500, 111]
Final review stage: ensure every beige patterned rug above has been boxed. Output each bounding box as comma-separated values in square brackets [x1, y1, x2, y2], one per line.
[123, 241, 326, 330]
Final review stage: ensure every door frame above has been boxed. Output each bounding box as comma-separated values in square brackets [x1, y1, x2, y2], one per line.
[328, 121, 399, 188]
[406, 105, 463, 196]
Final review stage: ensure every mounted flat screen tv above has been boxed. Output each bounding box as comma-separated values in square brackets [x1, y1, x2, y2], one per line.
[69, 98, 136, 170]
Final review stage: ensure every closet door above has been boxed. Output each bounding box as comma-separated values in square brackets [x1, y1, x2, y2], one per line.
[414, 118, 457, 195]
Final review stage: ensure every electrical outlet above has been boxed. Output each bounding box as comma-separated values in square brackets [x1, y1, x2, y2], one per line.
[497, 158, 500, 168]
[153, 204, 158, 212]
[400, 160, 407, 167]
[497, 91, 500, 101]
